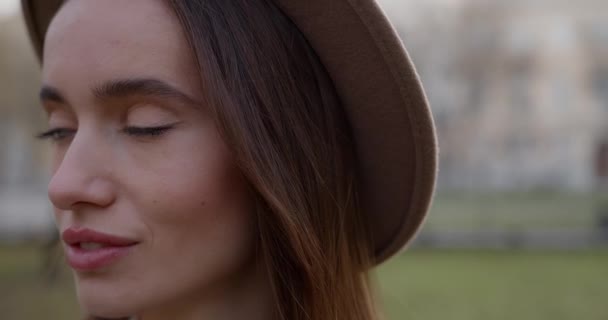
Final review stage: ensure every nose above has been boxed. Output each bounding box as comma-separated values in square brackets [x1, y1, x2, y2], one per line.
[48, 132, 116, 211]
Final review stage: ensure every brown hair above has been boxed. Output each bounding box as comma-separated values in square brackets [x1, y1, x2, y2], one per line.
[167, 0, 381, 320]
[87, 0, 381, 319]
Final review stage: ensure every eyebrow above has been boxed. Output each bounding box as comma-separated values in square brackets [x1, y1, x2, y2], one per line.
[39, 78, 200, 106]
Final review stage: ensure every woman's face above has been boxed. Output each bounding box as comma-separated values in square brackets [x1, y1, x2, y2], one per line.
[42, 0, 257, 317]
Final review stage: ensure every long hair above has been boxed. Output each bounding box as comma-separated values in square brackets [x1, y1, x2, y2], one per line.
[167, 1, 381, 319]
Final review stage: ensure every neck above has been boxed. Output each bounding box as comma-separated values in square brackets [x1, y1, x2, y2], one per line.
[137, 258, 275, 320]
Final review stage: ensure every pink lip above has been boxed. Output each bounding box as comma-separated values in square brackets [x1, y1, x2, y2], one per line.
[62, 228, 139, 271]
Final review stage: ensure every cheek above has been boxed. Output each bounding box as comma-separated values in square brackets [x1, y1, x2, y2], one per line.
[116, 120, 246, 221]
[136, 134, 255, 246]
[149, 166, 256, 250]
[134, 164, 257, 304]
[139, 144, 253, 234]
[129, 136, 257, 286]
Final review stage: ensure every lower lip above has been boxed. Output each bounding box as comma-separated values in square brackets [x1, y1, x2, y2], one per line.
[65, 244, 137, 271]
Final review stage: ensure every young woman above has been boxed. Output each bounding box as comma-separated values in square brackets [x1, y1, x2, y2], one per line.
[22, 0, 437, 319]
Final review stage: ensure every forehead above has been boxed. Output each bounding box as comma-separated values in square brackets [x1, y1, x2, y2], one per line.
[42, 0, 198, 93]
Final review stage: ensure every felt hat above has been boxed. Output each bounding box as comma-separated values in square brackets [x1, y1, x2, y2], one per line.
[21, 0, 438, 264]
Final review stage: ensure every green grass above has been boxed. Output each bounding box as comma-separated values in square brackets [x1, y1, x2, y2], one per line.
[1, 245, 607, 320]
[425, 192, 608, 231]
[0, 245, 80, 319]
[377, 249, 608, 320]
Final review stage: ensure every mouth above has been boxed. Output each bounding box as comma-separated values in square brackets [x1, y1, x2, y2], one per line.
[75, 242, 112, 250]
[62, 228, 139, 271]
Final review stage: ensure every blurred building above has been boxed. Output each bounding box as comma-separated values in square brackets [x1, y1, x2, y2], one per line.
[383, 0, 608, 191]
[0, 14, 51, 241]
[0, 13, 45, 187]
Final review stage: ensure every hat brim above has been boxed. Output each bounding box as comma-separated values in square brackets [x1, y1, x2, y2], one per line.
[21, 0, 437, 265]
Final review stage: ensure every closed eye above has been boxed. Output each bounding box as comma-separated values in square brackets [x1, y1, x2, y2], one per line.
[123, 125, 175, 137]
[36, 128, 76, 142]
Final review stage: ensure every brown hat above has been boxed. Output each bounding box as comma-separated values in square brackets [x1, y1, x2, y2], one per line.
[21, 0, 438, 265]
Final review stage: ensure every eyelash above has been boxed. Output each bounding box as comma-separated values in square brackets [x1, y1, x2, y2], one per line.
[123, 125, 174, 137]
[36, 125, 174, 142]
[36, 128, 75, 141]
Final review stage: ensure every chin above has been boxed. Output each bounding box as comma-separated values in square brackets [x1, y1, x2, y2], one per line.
[75, 275, 139, 319]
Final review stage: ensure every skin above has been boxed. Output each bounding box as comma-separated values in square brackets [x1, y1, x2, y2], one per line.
[41, 0, 273, 319]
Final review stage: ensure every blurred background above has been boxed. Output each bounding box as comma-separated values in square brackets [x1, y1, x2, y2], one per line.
[0, 0, 606, 319]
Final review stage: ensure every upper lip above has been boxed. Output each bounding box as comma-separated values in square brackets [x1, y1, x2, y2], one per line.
[62, 227, 139, 247]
